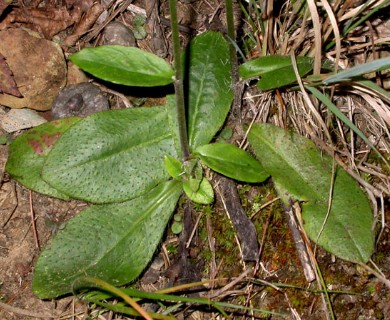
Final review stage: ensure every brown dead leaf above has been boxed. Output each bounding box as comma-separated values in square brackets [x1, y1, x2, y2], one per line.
[0, 1, 94, 40]
[0, 53, 22, 98]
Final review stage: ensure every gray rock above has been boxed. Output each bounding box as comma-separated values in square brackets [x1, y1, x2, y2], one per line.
[101, 21, 136, 47]
[51, 82, 109, 119]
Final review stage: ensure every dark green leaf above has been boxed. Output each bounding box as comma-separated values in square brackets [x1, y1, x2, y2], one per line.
[6, 118, 81, 199]
[195, 143, 269, 183]
[248, 124, 374, 263]
[32, 180, 182, 299]
[187, 31, 233, 149]
[42, 107, 177, 204]
[239, 55, 314, 90]
[70, 46, 174, 87]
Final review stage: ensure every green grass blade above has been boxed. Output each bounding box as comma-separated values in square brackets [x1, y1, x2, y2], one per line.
[78, 279, 287, 318]
[306, 86, 386, 164]
[342, 0, 390, 37]
[322, 57, 390, 85]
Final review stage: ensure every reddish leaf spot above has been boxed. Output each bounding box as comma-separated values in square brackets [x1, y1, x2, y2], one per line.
[28, 139, 45, 155]
[27, 132, 62, 155]
[41, 133, 62, 149]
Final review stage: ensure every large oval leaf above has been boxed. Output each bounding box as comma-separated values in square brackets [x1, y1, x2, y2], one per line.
[42, 107, 177, 204]
[195, 143, 269, 183]
[248, 124, 374, 263]
[32, 180, 182, 299]
[70, 46, 174, 87]
[239, 55, 313, 90]
[6, 118, 81, 199]
[186, 31, 233, 149]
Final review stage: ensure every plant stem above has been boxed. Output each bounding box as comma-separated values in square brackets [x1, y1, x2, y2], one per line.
[225, 0, 236, 44]
[225, 0, 237, 80]
[168, 0, 190, 161]
[225, 0, 244, 121]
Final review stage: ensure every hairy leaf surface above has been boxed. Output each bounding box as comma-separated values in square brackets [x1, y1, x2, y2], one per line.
[43, 107, 177, 204]
[186, 31, 233, 149]
[70, 46, 174, 87]
[32, 180, 182, 299]
[6, 118, 81, 199]
[248, 124, 374, 263]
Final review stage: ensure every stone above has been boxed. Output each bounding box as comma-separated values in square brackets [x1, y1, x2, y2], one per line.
[0, 28, 67, 111]
[51, 82, 109, 119]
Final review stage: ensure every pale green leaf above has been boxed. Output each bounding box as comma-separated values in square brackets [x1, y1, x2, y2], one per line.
[42, 107, 177, 204]
[164, 155, 183, 181]
[32, 180, 182, 299]
[6, 118, 81, 199]
[183, 177, 214, 204]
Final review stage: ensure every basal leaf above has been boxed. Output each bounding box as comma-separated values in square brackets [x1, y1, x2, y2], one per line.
[70, 46, 174, 87]
[195, 143, 269, 183]
[187, 31, 233, 149]
[6, 118, 81, 199]
[248, 124, 374, 263]
[42, 107, 177, 204]
[239, 55, 314, 90]
[32, 180, 182, 299]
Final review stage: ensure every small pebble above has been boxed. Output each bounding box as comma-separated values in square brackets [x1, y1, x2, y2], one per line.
[101, 21, 136, 47]
[51, 82, 109, 119]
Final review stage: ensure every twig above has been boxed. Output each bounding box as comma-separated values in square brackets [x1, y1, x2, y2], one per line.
[253, 206, 274, 276]
[208, 267, 252, 299]
[0, 301, 56, 319]
[360, 261, 390, 290]
[283, 202, 316, 283]
[83, 0, 134, 44]
[29, 190, 40, 250]
[2, 181, 18, 228]
[185, 212, 203, 248]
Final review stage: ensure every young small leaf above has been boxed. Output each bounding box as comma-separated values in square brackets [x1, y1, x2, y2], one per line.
[183, 177, 214, 204]
[164, 155, 183, 181]
[42, 107, 178, 204]
[248, 124, 374, 263]
[6, 118, 81, 199]
[195, 143, 269, 183]
[239, 55, 313, 90]
[186, 31, 233, 149]
[70, 46, 174, 87]
[32, 180, 182, 299]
